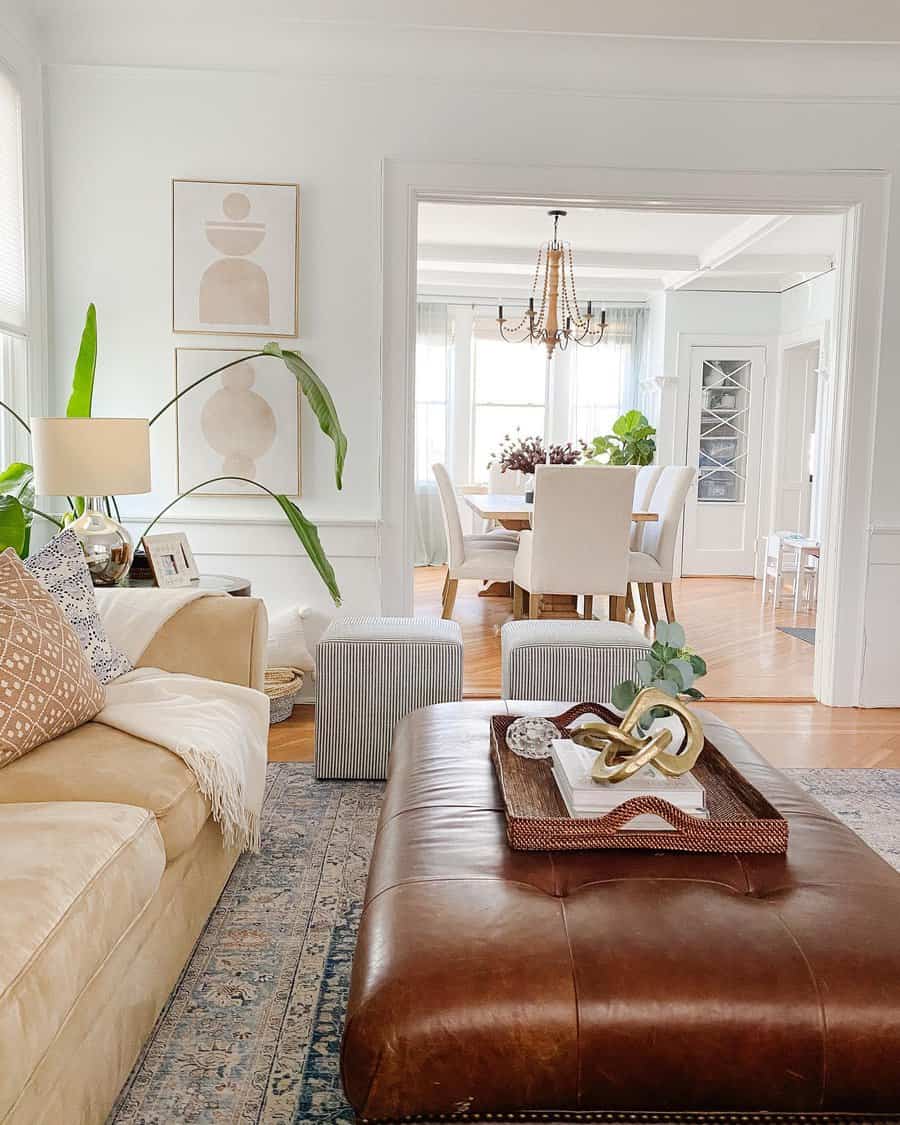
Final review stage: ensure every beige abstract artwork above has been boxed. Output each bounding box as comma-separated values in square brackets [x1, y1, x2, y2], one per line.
[175, 348, 301, 496]
[173, 180, 299, 336]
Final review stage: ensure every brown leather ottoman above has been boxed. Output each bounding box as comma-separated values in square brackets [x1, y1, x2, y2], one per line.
[341, 701, 900, 1124]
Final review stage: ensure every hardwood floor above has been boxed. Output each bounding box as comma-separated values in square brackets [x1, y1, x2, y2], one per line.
[413, 565, 816, 700]
[267, 568, 900, 768]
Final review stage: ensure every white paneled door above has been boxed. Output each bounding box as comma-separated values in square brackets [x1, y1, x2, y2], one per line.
[682, 346, 766, 576]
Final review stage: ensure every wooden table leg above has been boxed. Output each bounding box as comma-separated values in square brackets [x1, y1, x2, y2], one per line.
[478, 581, 513, 598]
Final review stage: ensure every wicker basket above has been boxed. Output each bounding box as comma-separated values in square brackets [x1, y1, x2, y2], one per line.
[264, 667, 304, 724]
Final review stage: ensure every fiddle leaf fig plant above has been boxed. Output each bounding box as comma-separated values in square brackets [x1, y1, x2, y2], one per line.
[611, 620, 707, 730]
[586, 409, 656, 467]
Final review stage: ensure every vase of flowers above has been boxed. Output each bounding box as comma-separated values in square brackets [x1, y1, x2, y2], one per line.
[490, 431, 587, 502]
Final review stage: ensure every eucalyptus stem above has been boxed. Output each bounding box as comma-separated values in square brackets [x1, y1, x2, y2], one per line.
[137, 476, 282, 542]
[148, 354, 266, 427]
[0, 400, 30, 433]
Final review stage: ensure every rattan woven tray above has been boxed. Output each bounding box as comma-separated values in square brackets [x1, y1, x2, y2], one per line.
[490, 703, 789, 854]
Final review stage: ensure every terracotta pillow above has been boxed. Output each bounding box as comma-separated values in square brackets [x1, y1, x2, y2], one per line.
[0, 548, 105, 768]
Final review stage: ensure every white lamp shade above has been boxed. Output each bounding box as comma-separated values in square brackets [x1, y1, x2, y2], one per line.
[31, 417, 151, 497]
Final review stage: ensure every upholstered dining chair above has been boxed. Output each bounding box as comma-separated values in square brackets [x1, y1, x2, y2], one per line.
[625, 464, 664, 613]
[628, 465, 696, 624]
[512, 464, 637, 622]
[433, 462, 518, 619]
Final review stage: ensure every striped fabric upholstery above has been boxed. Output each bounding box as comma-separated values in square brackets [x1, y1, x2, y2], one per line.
[501, 620, 650, 703]
[314, 617, 463, 780]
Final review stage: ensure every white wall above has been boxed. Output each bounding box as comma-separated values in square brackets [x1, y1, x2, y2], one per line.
[781, 271, 836, 337]
[657, 289, 780, 468]
[40, 39, 900, 703]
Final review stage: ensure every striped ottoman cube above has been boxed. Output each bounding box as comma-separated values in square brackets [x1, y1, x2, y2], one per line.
[314, 617, 463, 779]
[501, 619, 650, 702]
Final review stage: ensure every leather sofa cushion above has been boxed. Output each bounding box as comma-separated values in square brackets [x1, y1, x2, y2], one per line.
[0, 801, 165, 1121]
[0, 722, 211, 862]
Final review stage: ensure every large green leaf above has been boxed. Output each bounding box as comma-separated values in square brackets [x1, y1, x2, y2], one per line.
[137, 475, 342, 606]
[0, 463, 34, 554]
[612, 409, 649, 438]
[0, 496, 26, 556]
[66, 303, 98, 418]
[273, 494, 342, 606]
[263, 343, 347, 490]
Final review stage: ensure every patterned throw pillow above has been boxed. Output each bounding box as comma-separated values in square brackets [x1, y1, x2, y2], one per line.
[25, 530, 132, 684]
[0, 548, 105, 768]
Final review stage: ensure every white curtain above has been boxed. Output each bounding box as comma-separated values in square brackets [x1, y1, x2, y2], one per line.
[0, 68, 24, 334]
[414, 303, 452, 565]
[570, 305, 648, 442]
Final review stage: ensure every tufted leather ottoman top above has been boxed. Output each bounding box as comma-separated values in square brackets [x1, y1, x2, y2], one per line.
[341, 701, 900, 1124]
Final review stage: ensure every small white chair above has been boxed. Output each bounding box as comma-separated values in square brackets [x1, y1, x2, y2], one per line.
[433, 462, 517, 619]
[488, 462, 528, 495]
[513, 464, 637, 622]
[628, 465, 696, 624]
[761, 532, 819, 611]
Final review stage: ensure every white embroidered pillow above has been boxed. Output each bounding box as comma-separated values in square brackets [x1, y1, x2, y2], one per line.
[0, 548, 105, 768]
[25, 530, 132, 684]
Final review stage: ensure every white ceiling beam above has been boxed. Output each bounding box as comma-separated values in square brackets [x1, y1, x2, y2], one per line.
[662, 215, 792, 290]
[713, 252, 834, 275]
[417, 272, 661, 296]
[417, 243, 699, 273]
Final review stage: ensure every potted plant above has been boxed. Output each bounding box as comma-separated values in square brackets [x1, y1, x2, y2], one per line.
[585, 409, 656, 466]
[610, 620, 707, 752]
[490, 431, 587, 502]
[0, 305, 348, 604]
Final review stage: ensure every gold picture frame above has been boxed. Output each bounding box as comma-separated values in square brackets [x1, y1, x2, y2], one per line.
[173, 347, 302, 499]
[172, 178, 300, 337]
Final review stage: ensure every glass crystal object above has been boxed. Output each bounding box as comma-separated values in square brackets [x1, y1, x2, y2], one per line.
[505, 716, 560, 760]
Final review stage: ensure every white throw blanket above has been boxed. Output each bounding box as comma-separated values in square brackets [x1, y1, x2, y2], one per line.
[94, 588, 268, 853]
[94, 586, 220, 665]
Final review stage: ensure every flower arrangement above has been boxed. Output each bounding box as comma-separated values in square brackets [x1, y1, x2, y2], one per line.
[490, 431, 587, 477]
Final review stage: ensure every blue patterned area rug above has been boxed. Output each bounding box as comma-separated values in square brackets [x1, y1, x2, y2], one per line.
[108, 764, 898, 1125]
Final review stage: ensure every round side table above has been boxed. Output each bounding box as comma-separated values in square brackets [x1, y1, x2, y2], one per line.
[119, 574, 252, 597]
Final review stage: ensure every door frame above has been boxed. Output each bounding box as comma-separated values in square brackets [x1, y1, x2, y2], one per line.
[774, 322, 831, 543]
[678, 341, 770, 578]
[380, 159, 889, 707]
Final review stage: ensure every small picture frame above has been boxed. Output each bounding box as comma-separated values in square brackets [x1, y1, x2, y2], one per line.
[142, 533, 199, 588]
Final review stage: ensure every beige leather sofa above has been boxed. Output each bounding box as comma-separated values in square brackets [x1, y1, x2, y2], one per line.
[0, 595, 268, 1125]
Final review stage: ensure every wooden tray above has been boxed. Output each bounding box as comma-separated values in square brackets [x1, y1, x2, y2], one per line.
[491, 703, 789, 854]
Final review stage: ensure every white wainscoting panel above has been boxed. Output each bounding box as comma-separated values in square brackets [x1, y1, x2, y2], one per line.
[862, 525, 900, 707]
[122, 515, 381, 618]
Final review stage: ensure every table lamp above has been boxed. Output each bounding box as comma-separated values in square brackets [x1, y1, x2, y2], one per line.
[31, 417, 152, 585]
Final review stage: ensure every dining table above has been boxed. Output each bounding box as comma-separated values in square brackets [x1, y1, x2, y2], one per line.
[463, 492, 659, 531]
[462, 491, 659, 607]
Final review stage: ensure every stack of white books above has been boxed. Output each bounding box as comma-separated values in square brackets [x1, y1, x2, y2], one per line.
[550, 739, 708, 830]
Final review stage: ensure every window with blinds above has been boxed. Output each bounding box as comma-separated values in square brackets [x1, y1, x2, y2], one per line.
[0, 67, 27, 465]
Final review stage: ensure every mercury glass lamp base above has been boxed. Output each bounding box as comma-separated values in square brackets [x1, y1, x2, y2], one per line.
[70, 501, 134, 586]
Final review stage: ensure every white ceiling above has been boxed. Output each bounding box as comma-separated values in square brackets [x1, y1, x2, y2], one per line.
[26, 0, 900, 45]
[417, 203, 842, 298]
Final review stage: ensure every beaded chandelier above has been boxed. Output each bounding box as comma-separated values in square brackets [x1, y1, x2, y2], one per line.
[497, 209, 607, 360]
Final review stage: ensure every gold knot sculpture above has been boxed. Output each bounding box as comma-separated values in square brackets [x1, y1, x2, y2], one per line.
[570, 687, 705, 784]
